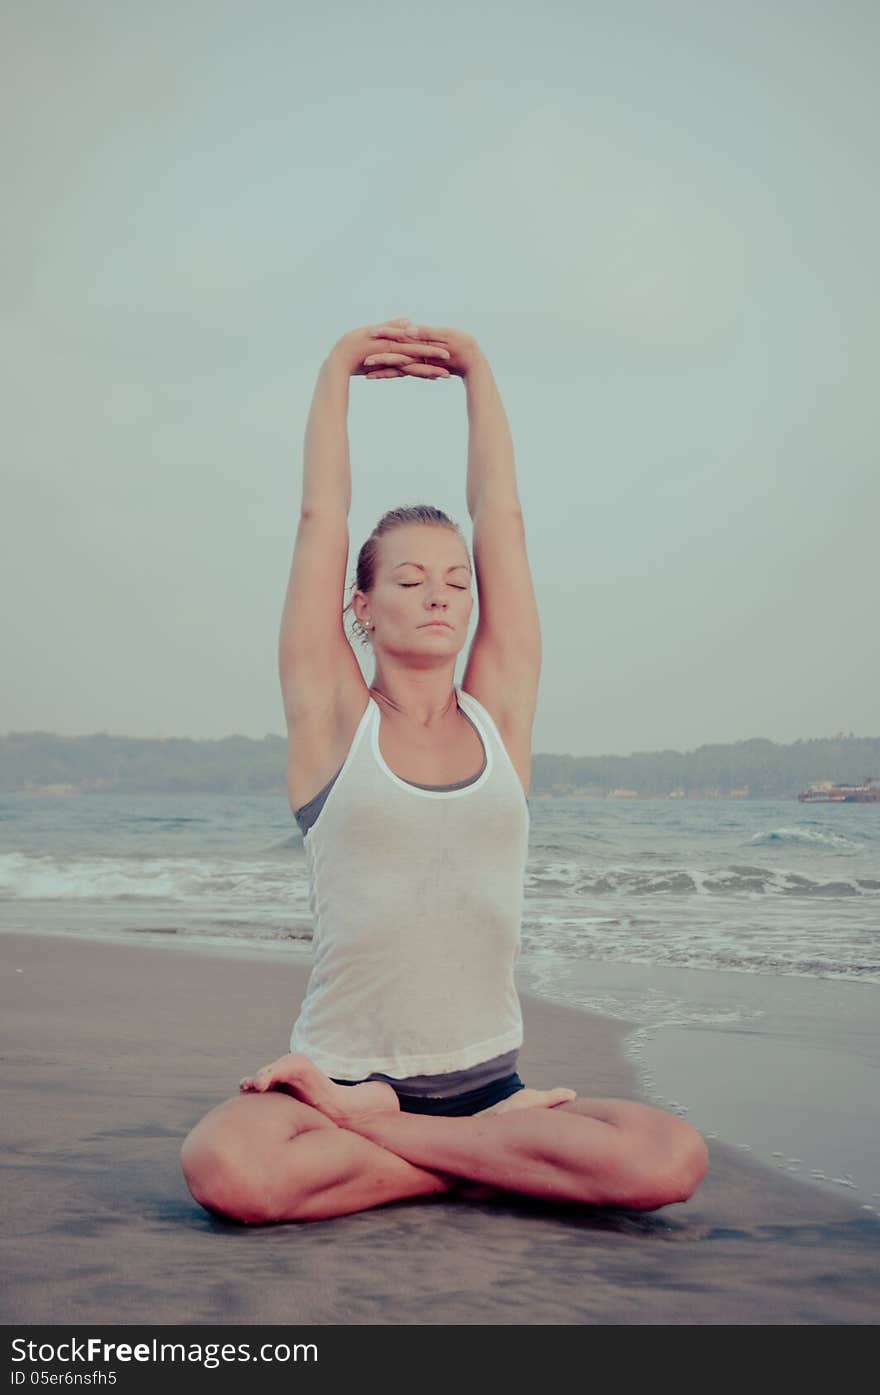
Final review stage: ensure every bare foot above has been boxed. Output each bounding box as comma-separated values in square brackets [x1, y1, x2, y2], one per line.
[481, 1086, 577, 1116]
[239, 1052, 400, 1126]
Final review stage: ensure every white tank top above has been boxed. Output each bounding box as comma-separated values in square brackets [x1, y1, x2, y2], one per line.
[289, 686, 530, 1078]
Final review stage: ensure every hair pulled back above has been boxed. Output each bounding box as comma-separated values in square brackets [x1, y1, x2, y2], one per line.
[344, 504, 467, 647]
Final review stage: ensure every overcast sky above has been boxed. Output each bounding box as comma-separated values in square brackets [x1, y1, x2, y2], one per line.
[2, 0, 877, 756]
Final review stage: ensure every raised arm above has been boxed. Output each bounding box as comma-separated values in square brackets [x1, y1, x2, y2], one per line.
[462, 349, 541, 772]
[278, 323, 453, 724]
[372, 321, 541, 776]
[277, 345, 356, 725]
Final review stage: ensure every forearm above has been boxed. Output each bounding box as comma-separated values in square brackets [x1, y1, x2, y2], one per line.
[464, 351, 521, 518]
[300, 352, 352, 516]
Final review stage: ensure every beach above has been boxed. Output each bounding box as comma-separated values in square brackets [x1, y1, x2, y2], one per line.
[2, 930, 878, 1326]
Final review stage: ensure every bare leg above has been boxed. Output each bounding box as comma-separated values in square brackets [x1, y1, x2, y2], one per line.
[241, 1054, 709, 1211]
[180, 1090, 459, 1224]
[334, 1098, 707, 1208]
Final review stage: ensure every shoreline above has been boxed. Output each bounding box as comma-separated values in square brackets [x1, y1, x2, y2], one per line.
[518, 956, 880, 1212]
[2, 929, 878, 1324]
[9, 787, 870, 801]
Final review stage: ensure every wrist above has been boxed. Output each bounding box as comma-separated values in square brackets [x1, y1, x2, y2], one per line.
[324, 345, 356, 381]
[462, 345, 490, 382]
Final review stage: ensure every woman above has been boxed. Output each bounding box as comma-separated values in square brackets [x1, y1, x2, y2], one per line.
[180, 317, 709, 1224]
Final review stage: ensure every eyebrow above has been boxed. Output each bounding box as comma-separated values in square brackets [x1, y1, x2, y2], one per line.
[392, 562, 471, 573]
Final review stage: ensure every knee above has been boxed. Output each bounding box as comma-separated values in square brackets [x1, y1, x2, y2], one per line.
[621, 1120, 710, 1211]
[665, 1122, 710, 1202]
[180, 1112, 280, 1225]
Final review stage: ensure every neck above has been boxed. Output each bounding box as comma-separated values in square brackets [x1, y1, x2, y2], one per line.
[369, 673, 459, 727]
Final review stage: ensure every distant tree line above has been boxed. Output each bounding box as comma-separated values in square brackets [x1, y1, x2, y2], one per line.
[1, 730, 878, 799]
[531, 736, 880, 798]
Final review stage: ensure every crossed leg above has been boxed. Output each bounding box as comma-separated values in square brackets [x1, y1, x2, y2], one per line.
[181, 1055, 709, 1225]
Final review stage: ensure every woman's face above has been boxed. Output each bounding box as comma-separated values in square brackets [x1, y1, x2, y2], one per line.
[357, 525, 474, 656]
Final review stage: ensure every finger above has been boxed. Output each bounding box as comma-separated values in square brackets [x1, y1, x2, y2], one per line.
[365, 367, 405, 379]
[402, 324, 450, 342]
[365, 352, 446, 367]
[371, 325, 442, 346]
[376, 342, 451, 359]
[402, 363, 451, 378]
[369, 322, 419, 341]
[366, 348, 449, 366]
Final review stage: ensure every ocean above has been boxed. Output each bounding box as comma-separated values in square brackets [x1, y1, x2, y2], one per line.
[2, 792, 877, 1211]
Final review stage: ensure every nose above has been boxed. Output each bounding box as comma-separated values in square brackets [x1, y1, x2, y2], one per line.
[420, 595, 449, 626]
[424, 589, 447, 609]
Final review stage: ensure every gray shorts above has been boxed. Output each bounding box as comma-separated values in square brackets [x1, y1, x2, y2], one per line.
[331, 1070, 525, 1116]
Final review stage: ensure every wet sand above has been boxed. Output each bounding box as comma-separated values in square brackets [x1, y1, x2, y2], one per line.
[1, 931, 878, 1324]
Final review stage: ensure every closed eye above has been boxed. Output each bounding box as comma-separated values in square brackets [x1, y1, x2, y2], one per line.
[399, 582, 468, 589]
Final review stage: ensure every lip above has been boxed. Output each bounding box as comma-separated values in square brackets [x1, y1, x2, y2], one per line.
[420, 621, 452, 629]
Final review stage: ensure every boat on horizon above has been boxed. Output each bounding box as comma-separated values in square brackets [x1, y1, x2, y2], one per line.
[797, 777, 880, 803]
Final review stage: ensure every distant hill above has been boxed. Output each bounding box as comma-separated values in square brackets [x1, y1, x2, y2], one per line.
[2, 730, 878, 799]
[530, 735, 880, 799]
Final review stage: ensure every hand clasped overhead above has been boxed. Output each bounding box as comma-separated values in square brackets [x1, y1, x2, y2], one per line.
[360, 316, 481, 380]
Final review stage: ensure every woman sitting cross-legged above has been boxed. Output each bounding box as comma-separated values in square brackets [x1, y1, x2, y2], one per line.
[180, 317, 709, 1224]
